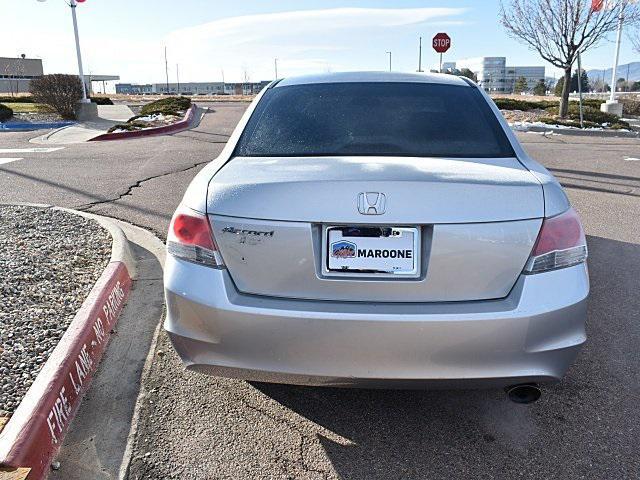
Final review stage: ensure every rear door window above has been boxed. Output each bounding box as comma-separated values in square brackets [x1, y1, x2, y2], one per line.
[235, 82, 515, 158]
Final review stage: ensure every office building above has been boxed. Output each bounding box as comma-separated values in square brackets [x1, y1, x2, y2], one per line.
[450, 57, 545, 93]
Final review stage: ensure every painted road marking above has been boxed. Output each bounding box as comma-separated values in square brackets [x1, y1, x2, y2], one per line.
[0, 147, 64, 153]
[0, 158, 23, 165]
[624, 156, 640, 161]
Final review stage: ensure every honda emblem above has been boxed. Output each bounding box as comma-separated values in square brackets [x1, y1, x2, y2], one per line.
[357, 192, 386, 215]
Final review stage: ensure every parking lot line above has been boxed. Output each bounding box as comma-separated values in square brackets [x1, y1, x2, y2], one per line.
[0, 147, 64, 154]
[0, 158, 24, 165]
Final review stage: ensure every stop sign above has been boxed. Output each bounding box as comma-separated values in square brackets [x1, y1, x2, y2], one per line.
[432, 33, 451, 53]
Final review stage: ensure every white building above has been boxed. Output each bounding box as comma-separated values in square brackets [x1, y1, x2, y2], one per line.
[451, 57, 545, 93]
[149, 81, 270, 95]
[0, 57, 43, 94]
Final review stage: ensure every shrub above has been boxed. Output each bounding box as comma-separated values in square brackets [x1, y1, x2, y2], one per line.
[140, 96, 191, 116]
[107, 121, 149, 133]
[493, 98, 557, 111]
[90, 96, 114, 105]
[620, 98, 640, 116]
[29, 74, 83, 119]
[545, 104, 625, 125]
[126, 112, 181, 123]
[0, 104, 13, 122]
[538, 117, 600, 129]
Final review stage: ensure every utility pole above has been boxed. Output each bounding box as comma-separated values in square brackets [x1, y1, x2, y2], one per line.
[274, 58, 278, 80]
[417, 37, 423, 72]
[221, 69, 225, 95]
[176, 64, 180, 94]
[626, 63, 630, 92]
[386, 51, 392, 72]
[164, 46, 169, 94]
[577, 50, 584, 128]
[70, 0, 89, 102]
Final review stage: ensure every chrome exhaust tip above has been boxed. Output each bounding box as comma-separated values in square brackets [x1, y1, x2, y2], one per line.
[506, 383, 541, 404]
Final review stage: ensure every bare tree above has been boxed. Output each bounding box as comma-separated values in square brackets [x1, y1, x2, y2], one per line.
[630, 25, 640, 51]
[500, 0, 640, 117]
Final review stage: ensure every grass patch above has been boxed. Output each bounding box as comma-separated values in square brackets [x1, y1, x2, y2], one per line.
[5, 102, 54, 114]
[0, 96, 35, 104]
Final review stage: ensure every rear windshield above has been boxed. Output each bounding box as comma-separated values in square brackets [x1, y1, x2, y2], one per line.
[234, 82, 515, 158]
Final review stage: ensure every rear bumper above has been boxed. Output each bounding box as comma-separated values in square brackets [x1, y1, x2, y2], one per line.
[164, 256, 589, 388]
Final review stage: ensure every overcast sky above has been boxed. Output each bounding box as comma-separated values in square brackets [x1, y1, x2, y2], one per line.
[2, 0, 638, 86]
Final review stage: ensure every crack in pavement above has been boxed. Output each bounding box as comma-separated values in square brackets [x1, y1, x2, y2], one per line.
[74, 160, 211, 213]
[229, 390, 333, 478]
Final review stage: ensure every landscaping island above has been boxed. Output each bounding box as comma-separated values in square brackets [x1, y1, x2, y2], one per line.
[107, 96, 192, 133]
[494, 96, 635, 130]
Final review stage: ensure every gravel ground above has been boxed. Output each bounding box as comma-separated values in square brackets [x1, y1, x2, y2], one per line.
[0, 206, 111, 417]
[500, 108, 547, 123]
[9, 112, 63, 123]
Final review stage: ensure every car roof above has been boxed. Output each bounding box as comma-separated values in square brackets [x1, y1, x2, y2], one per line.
[275, 71, 471, 88]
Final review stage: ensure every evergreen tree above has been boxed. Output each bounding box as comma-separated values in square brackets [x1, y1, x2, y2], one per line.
[533, 79, 547, 95]
[570, 69, 589, 92]
[513, 76, 529, 93]
[554, 77, 565, 96]
[458, 68, 477, 82]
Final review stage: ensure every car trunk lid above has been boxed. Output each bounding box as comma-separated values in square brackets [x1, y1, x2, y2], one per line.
[207, 156, 543, 302]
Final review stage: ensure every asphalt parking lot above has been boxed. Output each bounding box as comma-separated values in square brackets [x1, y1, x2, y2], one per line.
[1, 103, 639, 479]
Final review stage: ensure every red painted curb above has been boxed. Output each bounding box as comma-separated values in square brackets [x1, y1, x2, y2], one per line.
[88, 104, 197, 141]
[0, 261, 132, 479]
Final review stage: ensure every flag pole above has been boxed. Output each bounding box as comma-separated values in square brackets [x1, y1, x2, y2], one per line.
[609, 12, 624, 103]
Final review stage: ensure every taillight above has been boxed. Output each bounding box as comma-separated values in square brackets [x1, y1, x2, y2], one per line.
[524, 208, 587, 274]
[167, 206, 225, 268]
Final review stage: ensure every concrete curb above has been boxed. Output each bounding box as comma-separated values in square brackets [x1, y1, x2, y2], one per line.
[0, 205, 136, 480]
[29, 125, 76, 144]
[88, 105, 199, 141]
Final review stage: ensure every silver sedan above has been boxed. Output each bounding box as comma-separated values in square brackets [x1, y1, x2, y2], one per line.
[164, 72, 588, 401]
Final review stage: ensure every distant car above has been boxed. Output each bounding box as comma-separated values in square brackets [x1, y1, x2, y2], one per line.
[164, 72, 588, 397]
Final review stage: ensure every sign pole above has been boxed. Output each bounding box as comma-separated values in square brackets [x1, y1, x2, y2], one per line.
[70, 0, 89, 102]
[432, 33, 451, 72]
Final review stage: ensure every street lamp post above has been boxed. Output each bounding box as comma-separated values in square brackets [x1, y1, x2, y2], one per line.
[69, 0, 89, 102]
[386, 51, 392, 72]
[37, 0, 89, 102]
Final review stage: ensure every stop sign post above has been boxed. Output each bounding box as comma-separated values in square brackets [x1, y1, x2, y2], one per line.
[432, 33, 451, 73]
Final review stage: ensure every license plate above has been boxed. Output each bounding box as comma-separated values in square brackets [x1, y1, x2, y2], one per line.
[326, 226, 419, 276]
